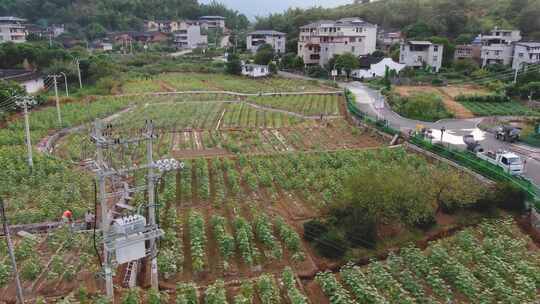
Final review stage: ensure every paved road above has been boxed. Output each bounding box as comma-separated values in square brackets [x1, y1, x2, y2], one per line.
[343, 81, 540, 186]
[169, 49, 193, 57]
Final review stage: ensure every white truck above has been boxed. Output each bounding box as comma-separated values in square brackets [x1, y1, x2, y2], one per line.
[476, 150, 524, 176]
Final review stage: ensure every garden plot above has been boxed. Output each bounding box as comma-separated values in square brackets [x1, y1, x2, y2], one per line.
[122, 72, 335, 94]
[3, 71, 523, 303]
[394, 85, 475, 119]
[310, 218, 540, 304]
[459, 100, 540, 116]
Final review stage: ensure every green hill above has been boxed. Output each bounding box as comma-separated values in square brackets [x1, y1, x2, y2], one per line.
[0, 0, 249, 38]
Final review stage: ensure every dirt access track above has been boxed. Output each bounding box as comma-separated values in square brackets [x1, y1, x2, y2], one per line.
[394, 85, 490, 119]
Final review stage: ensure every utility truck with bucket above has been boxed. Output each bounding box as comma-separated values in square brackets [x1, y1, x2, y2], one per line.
[463, 135, 524, 175]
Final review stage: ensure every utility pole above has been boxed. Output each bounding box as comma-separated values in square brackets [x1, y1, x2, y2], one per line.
[146, 121, 159, 290]
[93, 121, 114, 298]
[16, 97, 35, 170]
[50, 75, 62, 125]
[75, 58, 83, 89]
[60, 72, 69, 97]
[0, 198, 25, 304]
[92, 120, 165, 300]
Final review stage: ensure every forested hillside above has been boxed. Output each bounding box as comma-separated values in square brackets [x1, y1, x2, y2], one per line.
[0, 0, 249, 38]
[255, 0, 540, 48]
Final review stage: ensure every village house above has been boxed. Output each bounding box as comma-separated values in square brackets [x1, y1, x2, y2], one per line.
[399, 40, 444, 72]
[454, 44, 482, 63]
[377, 29, 403, 50]
[480, 28, 521, 67]
[298, 17, 377, 66]
[246, 30, 286, 54]
[0, 16, 26, 44]
[173, 21, 208, 49]
[512, 42, 540, 70]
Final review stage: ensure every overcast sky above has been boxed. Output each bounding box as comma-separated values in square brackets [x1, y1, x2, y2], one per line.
[200, 0, 352, 19]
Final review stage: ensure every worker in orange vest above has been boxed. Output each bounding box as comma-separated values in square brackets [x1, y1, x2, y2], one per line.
[62, 210, 73, 225]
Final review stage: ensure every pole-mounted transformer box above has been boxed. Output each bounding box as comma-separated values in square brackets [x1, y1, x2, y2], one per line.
[111, 215, 147, 264]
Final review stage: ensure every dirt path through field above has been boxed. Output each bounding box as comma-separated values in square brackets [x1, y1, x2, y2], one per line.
[158, 80, 176, 92]
[435, 88, 475, 119]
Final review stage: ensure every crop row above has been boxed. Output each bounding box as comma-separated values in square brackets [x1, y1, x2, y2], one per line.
[315, 219, 540, 304]
[174, 268, 308, 304]
[158, 210, 304, 275]
[248, 94, 342, 116]
[0, 227, 97, 289]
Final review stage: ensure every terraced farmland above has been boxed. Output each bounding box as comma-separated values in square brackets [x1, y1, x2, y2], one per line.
[1, 72, 536, 303]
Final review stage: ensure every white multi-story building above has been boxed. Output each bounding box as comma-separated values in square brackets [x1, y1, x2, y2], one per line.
[480, 28, 521, 67]
[173, 21, 208, 49]
[399, 41, 444, 72]
[246, 30, 286, 54]
[298, 18, 377, 66]
[0, 17, 26, 44]
[512, 42, 540, 70]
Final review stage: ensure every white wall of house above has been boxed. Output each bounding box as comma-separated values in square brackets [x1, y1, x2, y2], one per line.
[21, 77, 44, 94]
[351, 58, 405, 79]
[174, 24, 207, 49]
[399, 41, 443, 72]
[512, 43, 540, 70]
[297, 18, 377, 66]
[0, 17, 26, 44]
[480, 28, 522, 67]
[242, 64, 269, 78]
[481, 44, 514, 66]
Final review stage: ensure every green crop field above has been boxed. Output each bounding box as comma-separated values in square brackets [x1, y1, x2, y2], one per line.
[459, 101, 540, 116]
[122, 72, 334, 94]
[1, 72, 535, 303]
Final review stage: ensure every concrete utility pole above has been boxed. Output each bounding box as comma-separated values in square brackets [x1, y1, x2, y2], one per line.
[0, 198, 25, 304]
[60, 72, 69, 97]
[50, 75, 62, 125]
[74, 58, 83, 89]
[16, 97, 35, 170]
[146, 121, 159, 290]
[93, 121, 114, 298]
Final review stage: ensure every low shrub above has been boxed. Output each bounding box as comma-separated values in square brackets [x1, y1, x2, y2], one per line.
[414, 214, 437, 231]
[314, 230, 348, 259]
[492, 182, 527, 212]
[303, 219, 329, 242]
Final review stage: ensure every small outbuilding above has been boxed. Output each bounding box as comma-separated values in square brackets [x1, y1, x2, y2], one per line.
[351, 58, 405, 80]
[241, 64, 269, 78]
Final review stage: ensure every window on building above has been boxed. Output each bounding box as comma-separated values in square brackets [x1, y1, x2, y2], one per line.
[519, 53, 524, 58]
[350, 37, 356, 42]
[352, 46, 355, 52]
[434, 46, 438, 52]
[433, 56, 438, 61]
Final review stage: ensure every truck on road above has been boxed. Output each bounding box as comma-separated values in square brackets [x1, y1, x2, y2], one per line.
[476, 150, 524, 175]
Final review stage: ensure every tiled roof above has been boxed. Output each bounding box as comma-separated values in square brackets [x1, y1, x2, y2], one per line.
[248, 30, 286, 36]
